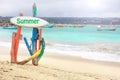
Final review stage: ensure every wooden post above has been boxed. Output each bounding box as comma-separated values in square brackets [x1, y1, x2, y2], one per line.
[10, 13, 23, 63]
[32, 3, 39, 65]
[14, 26, 22, 61]
[32, 28, 38, 65]
[10, 32, 16, 63]
[38, 29, 42, 50]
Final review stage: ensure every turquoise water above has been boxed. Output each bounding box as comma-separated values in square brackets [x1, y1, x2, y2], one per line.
[42, 25, 120, 44]
[0, 25, 120, 62]
[0, 25, 120, 43]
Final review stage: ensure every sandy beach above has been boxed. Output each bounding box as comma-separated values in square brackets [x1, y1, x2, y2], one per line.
[0, 46, 120, 80]
[1, 0, 120, 80]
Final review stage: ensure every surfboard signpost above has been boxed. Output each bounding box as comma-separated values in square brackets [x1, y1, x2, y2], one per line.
[10, 3, 48, 65]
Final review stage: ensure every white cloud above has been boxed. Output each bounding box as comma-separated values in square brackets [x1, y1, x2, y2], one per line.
[0, 0, 120, 17]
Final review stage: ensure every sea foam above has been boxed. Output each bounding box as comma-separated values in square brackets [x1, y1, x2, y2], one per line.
[45, 42, 120, 62]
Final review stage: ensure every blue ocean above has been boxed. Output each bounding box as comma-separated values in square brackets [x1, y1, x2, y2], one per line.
[0, 25, 120, 62]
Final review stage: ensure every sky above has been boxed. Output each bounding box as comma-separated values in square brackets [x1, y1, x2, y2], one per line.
[0, 0, 120, 17]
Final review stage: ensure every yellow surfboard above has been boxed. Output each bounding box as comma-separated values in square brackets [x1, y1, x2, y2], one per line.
[17, 49, 41, 65]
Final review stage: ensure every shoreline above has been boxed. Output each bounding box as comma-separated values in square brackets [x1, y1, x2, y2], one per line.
[44, 52, 120, 67]
[0, 43, 120, 66]
[1, 51, 120, 67]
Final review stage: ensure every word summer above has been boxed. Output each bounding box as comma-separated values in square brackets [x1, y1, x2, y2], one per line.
[17, 18, 39, 24]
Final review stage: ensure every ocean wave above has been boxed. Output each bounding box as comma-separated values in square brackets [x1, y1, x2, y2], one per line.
[45, 42, 120, 62]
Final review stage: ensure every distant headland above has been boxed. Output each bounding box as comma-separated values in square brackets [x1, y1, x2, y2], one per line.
[0, 16, 120, 27]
